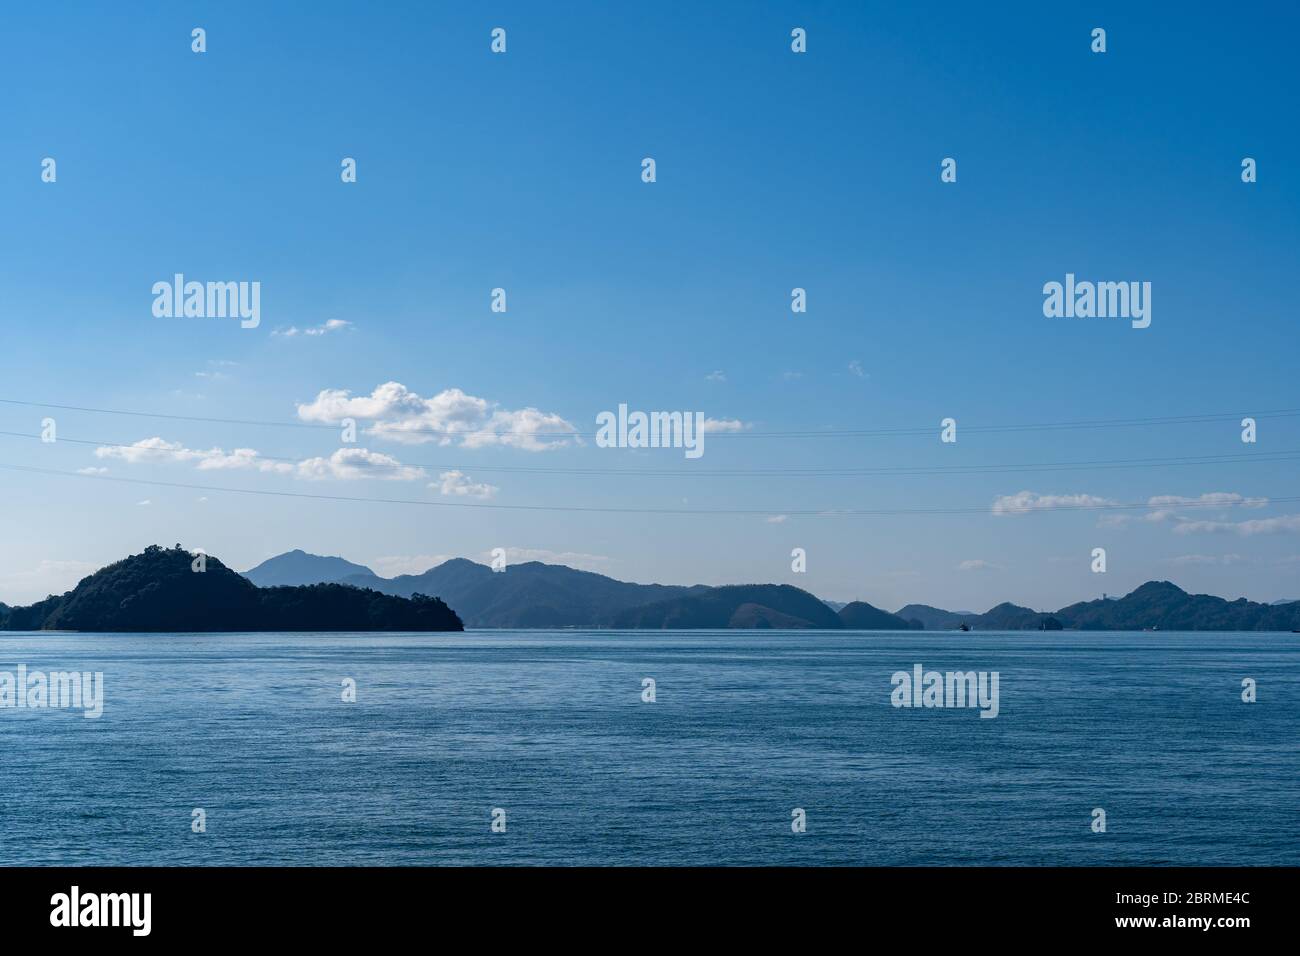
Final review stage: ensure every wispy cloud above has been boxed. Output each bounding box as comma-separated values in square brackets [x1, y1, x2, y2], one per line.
[958, 559, 1003, 571]
[1173, 514, 1300, 536]
[1100, 492, 1275, 530]
[369, 554, 454, 577]
[0, 559, 99, 604]
[488, 547, 611, 571]
[1148, 492, 1268, 510]
[992, 491, 1117, 516]
[702, 417, 748, 433]
[273, 319, 352, 338]
[95, 437, 425, 482]
[96, 438, 295, 474]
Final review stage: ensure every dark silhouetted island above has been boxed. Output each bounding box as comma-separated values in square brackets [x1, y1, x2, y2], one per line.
[0, 545, 462, 632]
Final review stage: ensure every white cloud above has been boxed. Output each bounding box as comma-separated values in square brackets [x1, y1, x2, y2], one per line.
[274, 319, 352, 338]
[0, 559, 100, 604]
[1173, 514, 1300, 536]
[77, 466, 108, 475]
[97, 437, 426, 482]
[705, 370, 726, 383]
[766, 514, 789, 524]
[702, 417, 748, 433]
[1097, 491, 1270, 529]
[489, 547, 611, 571]
[95, 437, 294, 474]
[958, 559, 1003, 571]
[369, 554, 454, 577]
[1168, 554, 1245, 566]
[1148, 492, 1268, 510]
[296, 382, 578, 451]
[296, 448, 426, 481]
[992, 491, 1117, 516]
[433, 470, 498, 500]
[848, 360, 865, 378]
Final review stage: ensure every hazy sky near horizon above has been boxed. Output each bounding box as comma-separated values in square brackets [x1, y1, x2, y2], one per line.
[1, 2, 1297, 609]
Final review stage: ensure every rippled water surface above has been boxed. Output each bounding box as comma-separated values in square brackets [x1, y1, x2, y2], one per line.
[1, 629, 1296, 865]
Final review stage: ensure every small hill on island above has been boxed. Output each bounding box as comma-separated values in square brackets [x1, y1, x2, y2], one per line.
[612, 584, 844, 629]
[0, 545, 462, 632]
[838, 601, 920, 630]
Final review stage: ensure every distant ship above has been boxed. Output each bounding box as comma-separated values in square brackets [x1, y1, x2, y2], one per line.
[958, 623, 970, 632]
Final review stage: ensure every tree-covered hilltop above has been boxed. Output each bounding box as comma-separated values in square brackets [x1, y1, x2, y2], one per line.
[0, 545, 462, 632]
[1054, 581, 1300, 631]
[612, 584, 845, 628]
[838, 601, 922, 630]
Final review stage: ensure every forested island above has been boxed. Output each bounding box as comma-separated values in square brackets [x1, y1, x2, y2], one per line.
[0, 545, 462, 632]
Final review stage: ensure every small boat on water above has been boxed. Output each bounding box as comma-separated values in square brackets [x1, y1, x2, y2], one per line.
[958, 623, 970, 632]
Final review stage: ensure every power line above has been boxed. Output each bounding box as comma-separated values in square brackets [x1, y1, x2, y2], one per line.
[2, 397, 1295, 441]
[1, 461, 1295, 519]
[2, 429, 1299, 480]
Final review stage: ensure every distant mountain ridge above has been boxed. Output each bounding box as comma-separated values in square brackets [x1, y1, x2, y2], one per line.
[226, 550, 1300, 632]
[332, 558, 705, 628]
[243, 549, 375, 588]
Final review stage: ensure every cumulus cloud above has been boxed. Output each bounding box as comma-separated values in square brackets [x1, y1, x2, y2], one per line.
[95, 437, 424, 482]
[296, 448, 425, 481]
[296, 382, 578, 451]
[992, 491, 1117, 516]
[433, 470, 498, 500]
[95, 438, 294, 474]
[274, 319, 352, 338]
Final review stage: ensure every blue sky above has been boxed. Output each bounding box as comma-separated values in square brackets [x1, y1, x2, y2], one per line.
[1, 1, 1297, 610]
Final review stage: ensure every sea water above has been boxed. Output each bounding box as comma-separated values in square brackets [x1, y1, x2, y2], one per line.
[0, 630, 1295, 866]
